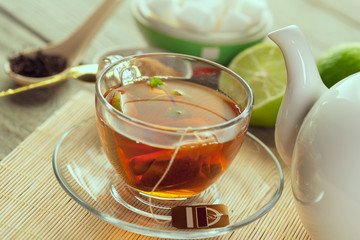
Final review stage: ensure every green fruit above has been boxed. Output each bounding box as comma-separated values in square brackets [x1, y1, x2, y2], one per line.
[111, 91, 122, 111]
[317, 43, 360, 88]
[221, 42, 287, 127]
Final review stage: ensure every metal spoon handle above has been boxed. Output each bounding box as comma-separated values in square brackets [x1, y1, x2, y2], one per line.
[0, 64, 98, 97]
[0, 74, 67, 97]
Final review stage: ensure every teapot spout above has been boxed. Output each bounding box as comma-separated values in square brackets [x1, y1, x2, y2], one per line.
[268, 25, 327, 166]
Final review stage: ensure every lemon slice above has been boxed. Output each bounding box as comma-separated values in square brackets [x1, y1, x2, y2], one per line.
[221, 42, 287, 127]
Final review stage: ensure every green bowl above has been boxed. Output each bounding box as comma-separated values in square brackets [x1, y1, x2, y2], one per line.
[131, 0, 273, 66]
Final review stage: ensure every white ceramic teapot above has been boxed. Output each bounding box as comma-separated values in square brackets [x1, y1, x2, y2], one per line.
[268, 25, 360, 240]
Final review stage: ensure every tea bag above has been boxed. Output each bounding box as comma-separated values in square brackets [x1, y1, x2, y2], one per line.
[146, 129, 228, 226]
[139, 133, 223, 191]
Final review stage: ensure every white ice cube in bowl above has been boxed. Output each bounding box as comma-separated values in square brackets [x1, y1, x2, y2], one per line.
[218, 8, 253, 33]
[176, 1, 217, 33]
[241, 0, 268, 23]
[145, 0, 179, 26]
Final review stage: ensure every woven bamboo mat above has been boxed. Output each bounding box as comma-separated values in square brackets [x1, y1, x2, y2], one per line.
[0, 90, 311, 240]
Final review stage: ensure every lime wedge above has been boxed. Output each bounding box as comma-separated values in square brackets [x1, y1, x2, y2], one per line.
[111, 91, 122, 112]
[221, 42, 287, 127]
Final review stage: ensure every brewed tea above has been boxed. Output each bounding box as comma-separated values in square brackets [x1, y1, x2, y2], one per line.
[96, 78, 246, 198]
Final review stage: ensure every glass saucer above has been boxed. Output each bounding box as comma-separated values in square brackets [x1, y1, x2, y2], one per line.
[53, 117, 284, 239]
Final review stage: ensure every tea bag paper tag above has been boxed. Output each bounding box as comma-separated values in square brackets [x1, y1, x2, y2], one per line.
[171, 204, 229, 229]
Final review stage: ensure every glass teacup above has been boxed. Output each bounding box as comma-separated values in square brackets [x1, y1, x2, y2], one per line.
[95, 53, 253, 200]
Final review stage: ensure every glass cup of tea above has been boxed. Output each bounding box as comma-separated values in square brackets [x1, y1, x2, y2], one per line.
[95, 53, 253, 202]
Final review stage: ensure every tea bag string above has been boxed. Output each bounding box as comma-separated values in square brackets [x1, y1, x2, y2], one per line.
[149, 127, 199, 223]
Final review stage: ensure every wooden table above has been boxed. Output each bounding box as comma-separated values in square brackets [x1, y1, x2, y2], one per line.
[1, 0, 360, 159]
[0, 0, 359, 239]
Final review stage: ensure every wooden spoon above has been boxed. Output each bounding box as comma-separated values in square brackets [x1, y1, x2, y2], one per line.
[3, 0, 124, 86]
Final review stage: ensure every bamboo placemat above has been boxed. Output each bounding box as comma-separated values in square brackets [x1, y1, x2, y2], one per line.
[0, 90, 310, 240]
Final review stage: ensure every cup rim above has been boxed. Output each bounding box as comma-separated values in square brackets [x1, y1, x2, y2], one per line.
[95, 53, 254, 133]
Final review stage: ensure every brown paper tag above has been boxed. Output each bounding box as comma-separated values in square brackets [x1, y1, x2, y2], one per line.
[171, 204, 229, 229]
